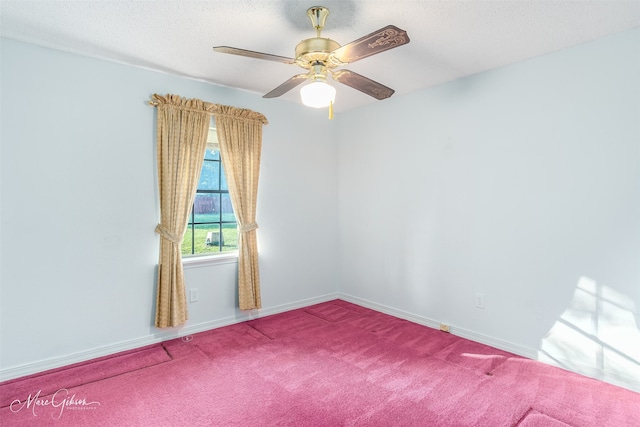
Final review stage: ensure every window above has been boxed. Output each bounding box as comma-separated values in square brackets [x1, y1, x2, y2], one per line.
[182, 127, 238, 256]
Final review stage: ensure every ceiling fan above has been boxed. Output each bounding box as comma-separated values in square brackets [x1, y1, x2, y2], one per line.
[212, 6, 410, 115]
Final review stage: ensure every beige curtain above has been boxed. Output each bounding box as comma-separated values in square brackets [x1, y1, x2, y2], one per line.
[212, 105, 268, 310]
[151, 94, 214, 328]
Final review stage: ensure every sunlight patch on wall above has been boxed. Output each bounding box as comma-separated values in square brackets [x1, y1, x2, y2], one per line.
[539, 277, 640, 391]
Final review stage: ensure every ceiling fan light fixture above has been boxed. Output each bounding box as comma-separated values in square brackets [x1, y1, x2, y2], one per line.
[300, 80, 336, 108]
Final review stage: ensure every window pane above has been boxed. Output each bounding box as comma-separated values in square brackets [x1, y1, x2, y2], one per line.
[221, 193, 235, 222]
[220, 166, 229, 191]
[211, 149, 221, 160]
[198, 160, 220, 190]
[183, 143, 238, 257]
[194, 193, 220, 223]
[194, 224, 224, 255]
[222, 223, 238, 249]
[204, 149, 219, 160]
[181, 226, 194, 255]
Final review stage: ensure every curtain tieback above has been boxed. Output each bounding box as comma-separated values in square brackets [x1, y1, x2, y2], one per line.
[239, 222, 259, 233]
[155, 224, 182, 244]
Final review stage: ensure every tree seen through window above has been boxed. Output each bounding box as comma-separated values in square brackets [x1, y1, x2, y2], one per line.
[182, 130, 237, 256]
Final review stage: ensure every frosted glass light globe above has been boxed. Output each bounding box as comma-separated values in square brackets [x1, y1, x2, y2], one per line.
[300, 81, 336, 108]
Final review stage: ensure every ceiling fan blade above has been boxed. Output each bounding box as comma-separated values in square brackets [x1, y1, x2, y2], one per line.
[331, 69, 394, 100]
[263, 74, 309, 98]
[212, 46, 295, 64]
[331, 25, 410, 64]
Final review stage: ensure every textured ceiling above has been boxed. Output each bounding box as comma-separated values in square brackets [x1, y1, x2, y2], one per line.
[2, 1, 639, 112]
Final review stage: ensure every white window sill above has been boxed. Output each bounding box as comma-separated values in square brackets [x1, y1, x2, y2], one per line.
[182, 251, 238, 269]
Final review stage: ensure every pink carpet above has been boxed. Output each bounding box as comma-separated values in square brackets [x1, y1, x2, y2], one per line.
[1, 300, 638, 426]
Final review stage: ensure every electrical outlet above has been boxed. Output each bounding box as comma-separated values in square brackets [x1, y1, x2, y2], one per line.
[475, 292, 485, 309]
[190, 288, 199, 303]
[439, 323, 450, 333]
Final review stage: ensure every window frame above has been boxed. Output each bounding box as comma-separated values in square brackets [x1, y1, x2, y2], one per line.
[182, 126, 239, 263]
[182, 250, 238, 269]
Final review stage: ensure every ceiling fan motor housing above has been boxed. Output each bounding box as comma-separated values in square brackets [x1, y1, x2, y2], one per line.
[295, 37, 340, 69]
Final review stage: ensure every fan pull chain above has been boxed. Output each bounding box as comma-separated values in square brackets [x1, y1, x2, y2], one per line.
[329, 100, 334, 120]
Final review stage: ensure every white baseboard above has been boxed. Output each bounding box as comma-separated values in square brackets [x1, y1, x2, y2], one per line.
[0, 292, 339, 382]
[537, 351, 640, 392]
[339, 293, 640, 392]
[338, 293, 536, 359]
[4, 291, 638, 393]
[339, 293, 442, 330]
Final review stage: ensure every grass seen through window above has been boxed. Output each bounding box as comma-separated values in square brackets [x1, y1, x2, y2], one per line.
[182, 141, 238, 257]
[182, 215, 237, 256]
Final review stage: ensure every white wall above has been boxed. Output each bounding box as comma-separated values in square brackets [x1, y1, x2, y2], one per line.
[2, 27, 639, 391]
[338, 28, 640, 390]
[0, 38, 339, 378]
